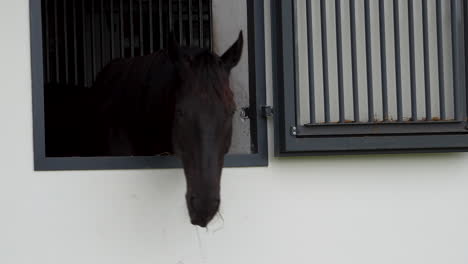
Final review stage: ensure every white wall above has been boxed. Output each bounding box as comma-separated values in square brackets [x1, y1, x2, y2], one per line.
[212, 0, 251, 154]
[1, 1, 468, 264]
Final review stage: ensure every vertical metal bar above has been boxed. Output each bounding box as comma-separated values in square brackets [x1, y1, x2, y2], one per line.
[208, 0, 212, 49]
[379, 0, 389, 120]
[159, 0, 163, 48]
[464, 0, 468, 118]
[336, 0, 345, 123]
[364, 0, 374, 122]
[464, 0, 468, 121]
[436, 0, 446, 120]
[350, 0, 359, 122]
[91, 0, 96, 80]
[422, 0, 432, 120]
[169, 0, 173, 32]
[31, 0, 48, 161]
[178, 0, 183, 44]
[320, 0, 330, 123]
[63, 0, 69, 83]
[199, 0, 203, 47]
[394, 0, 403, 121]
[73, 0, 78, 85]
[44, 0, 50, 83]
[82, 0, 87, 86]
[408, 0, 417, 120]
[120, 0, 125, 57]
[149, 0, 154, 52]
[452, 0, 466, 120]
[100, 0, 105, 68]
[130, 0, 134, 57]
[306, 0, 316, 124]
[189, 0, 193, 46]
[292, 0, 301, 125]
[110, 0, 115, 58]
[452, 0, 458, 119]
[139, 0, 144, 55]
[54, 0, 59, 83]
[276, 0, 301, 137]
[110, 0, 115, 60]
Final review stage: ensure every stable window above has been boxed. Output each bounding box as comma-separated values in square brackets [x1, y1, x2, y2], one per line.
[30, 0, 267, 170]
[272, 0, 468, 155]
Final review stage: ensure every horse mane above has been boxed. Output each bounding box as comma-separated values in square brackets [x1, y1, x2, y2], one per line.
[182, 49, 236, 112]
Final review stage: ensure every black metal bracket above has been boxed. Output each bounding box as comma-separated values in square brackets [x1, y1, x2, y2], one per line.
[261, 105, 274, 118]
[240, 105, 273, 119]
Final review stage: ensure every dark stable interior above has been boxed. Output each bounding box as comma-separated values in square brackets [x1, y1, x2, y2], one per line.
[42, 0, 212, 157]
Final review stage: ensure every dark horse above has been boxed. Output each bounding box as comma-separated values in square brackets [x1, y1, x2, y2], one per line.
[78, 32, 243, 227]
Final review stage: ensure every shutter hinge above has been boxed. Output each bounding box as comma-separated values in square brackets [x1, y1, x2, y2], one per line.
[261, 105, 274, 118]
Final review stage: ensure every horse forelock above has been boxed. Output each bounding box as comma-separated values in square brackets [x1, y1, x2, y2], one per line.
[183, 52, 236, 112]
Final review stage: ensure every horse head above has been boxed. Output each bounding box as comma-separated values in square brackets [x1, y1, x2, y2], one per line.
[168, 32, 243, 227]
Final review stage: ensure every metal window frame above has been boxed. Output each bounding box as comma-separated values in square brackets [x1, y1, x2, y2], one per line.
[30, 0, 268, 170]
[271, 0, 468, 156]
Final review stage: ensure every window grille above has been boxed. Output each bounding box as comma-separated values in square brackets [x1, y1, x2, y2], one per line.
[41, 0, 212, 87]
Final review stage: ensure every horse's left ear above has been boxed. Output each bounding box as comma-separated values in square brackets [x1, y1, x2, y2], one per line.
[221, 31, 243, 72]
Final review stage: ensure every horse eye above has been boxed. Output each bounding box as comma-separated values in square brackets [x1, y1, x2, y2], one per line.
[224, 110, 235, 121]
[175, 109, 184, 117]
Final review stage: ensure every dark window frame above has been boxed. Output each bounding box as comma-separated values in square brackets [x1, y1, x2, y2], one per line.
[30, 0, 268, 170]
[271, 0, 468, 156]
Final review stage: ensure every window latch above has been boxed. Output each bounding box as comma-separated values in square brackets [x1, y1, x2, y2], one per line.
[240, 107, 253, 120]
[240, 106, 274, 119]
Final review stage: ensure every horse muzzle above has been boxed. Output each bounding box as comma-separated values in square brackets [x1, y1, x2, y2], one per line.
[187, 195, 220, 227]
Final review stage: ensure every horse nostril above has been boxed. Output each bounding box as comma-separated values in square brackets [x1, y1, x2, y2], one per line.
[190, 196, 205, 211]
[190, 197, 220, 210]
[191, 218, 208, 228]
[188, 196, 220, 227]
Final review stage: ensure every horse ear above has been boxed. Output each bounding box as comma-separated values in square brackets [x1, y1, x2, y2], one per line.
[168, 31, 182, 62]
[221, 31, 243, 72]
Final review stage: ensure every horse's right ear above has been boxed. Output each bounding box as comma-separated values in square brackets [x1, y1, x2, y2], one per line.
[221, 31, 244, 72]
[168, 32, 182, 62]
